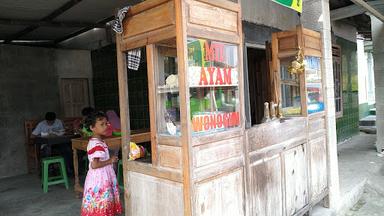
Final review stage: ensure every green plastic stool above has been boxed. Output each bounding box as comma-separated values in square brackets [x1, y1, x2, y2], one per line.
[41, 156, 69, 193]
[117, 160, 124, 190]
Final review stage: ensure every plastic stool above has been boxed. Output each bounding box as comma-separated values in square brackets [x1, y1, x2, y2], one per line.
[117, 160, 124, 190]
[41, 156, 69, 193]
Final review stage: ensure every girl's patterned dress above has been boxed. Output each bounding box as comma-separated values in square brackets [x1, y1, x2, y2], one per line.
[81, 138, 122, 216]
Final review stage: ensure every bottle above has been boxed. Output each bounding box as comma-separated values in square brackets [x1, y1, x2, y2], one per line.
[261, 102, 271, 123]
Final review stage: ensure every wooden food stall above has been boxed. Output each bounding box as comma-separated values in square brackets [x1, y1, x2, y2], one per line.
[245, 26, 328, 215]
[116, 0, 328, 215]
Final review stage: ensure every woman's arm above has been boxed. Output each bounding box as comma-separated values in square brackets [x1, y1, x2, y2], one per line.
[91, 156, 118, 169]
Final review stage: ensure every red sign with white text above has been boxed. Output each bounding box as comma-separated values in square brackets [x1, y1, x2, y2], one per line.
[191, 112, 240, 133]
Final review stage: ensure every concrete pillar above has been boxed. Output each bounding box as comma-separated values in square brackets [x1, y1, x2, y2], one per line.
[370, 15, 384, 152]
[302, 0, 340, 211]
[320, 0, 341, 211]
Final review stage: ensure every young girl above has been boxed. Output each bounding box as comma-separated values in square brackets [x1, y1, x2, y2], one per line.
[81, 111, 122, 216]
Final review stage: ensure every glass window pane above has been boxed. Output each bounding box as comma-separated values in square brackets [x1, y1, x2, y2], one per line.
[280, 57, 302, 116]
[187, 38, 240, 136]
[305, 56, 324, 114]
[156, 46, 181, 136]
[281, 84, 301, 115]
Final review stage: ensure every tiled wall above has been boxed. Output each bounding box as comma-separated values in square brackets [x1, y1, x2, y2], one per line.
[335, 37, 359, 143]
[91, 45, 150, 130]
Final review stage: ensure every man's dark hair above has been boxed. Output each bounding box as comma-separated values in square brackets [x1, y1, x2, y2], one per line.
[84, 111, 108, 132]
[81, 107, 95, 117]
[45, 112, 56, 121]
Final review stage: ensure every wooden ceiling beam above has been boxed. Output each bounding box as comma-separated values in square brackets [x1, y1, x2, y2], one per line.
[350, 0, 384, 23]
[330, 0, 384, 21]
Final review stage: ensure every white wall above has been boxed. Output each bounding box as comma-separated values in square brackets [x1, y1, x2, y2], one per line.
[366, 51, 375, 104]
[357, 37, 368, 105]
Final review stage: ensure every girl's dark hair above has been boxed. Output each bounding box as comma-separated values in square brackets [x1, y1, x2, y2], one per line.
[81, 107, 95, 117]
[84, 111, 107, 132]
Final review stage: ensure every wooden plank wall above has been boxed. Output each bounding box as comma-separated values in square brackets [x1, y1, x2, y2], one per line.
[247, 118, 307, 216]
[284, 144, 308, 215]
[192, 135, 244, 181]
[126, 171, 184, 216]
[120, 0, 177, 51]
[185, 0, 240, 44]
[246, 115, 328, 215]
[249, 154, 283, 216]
[308, 114, 328, 202]
[194, 168, 244, 216]
[301, 28, 322, 57]
[158, 145, 183, 170]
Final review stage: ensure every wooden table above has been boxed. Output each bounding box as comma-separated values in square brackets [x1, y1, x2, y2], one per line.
[72, 131, 151, 196]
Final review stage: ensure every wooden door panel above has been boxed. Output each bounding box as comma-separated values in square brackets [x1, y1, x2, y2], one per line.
[250, 155, 283, 216]
[60, 78, 89, 117]
[284, 144, 309, 215]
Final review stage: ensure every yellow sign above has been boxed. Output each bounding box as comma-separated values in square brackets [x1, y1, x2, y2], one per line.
[272, 0, 302, 13]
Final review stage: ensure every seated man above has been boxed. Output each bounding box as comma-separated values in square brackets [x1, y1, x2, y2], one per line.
[31, 112, 64, 138]
[31, 112, 73, 175]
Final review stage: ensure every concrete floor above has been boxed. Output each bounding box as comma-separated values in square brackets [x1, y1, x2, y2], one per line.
[0, 175, 82, 216]
[0, 133, 383, 216]
[344, 184, 384, 216]
[338, 133, 384, 216]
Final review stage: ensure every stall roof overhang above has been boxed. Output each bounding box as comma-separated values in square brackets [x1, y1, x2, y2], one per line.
[0, 0, 141, 49]
[331, 0, 384, 22]
[329, 0, 384, 41]
[0, 0, 381, 49]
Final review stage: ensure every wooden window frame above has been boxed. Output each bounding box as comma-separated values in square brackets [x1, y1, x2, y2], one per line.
[279, 56, 305, 117]
[332, 45, 343, 118]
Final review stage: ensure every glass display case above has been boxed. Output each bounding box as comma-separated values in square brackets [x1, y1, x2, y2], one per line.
[156, 46, 181, 136]
[115, 1, 246, 215]
[187, 38, 240, 135]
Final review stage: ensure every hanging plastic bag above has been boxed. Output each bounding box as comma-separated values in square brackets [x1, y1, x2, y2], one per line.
[128, 142, 145, 161]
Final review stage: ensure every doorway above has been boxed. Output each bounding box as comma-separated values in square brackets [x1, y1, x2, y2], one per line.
[247, 47, 269, 125]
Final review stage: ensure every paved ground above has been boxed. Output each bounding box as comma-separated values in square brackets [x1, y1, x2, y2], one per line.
[0, 133, 383, 216]
[344, 185, 384, 216]
[0, 173, 124, 216]
[338, 133, 384, 216]
[0, 175, 82, 216]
